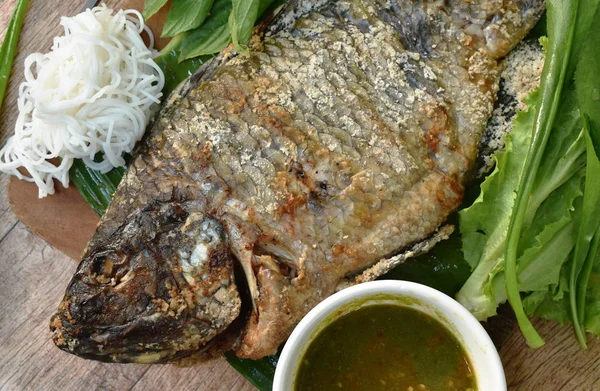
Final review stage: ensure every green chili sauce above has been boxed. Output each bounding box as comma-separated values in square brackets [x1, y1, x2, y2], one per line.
[294, 304, 476, 391]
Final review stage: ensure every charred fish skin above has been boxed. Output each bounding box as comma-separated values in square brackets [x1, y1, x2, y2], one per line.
[51, 0, 544, 362]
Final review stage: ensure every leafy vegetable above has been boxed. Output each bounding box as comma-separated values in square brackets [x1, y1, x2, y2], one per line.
[229, 0, 260, 53]
[570, 14, 600, 346]
[584, 263, 600, 334]
[456, 89, 584, 321]
[0, 0, 29, 111]
[503, 0, 581, 348]
[458, 0, 600, 348]
[179, 0, 233, 61]
[161, 0, 215, 38]
[570, 127, 600, 347]
[575, 12, 600, 149]
[142, 0, 168, 20]
[145, 0, 264, 55]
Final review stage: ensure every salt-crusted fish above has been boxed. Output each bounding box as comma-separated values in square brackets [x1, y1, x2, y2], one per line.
[50, 0, 544, 363]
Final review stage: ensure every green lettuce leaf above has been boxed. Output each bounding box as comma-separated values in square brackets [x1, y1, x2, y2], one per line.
[457, 87, 586, 322]
[569, 129, 600, 346]
[584, 266, 600, 334]
[569, 5, 600, 348]
[518, 171, 583, 291]
[502, 0, 586, 348]
[458, 0, 600, 348]
[456, 92, 538, 320]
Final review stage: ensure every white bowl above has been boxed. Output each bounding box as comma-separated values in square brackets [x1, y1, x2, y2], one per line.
[273, 280, 506, 391]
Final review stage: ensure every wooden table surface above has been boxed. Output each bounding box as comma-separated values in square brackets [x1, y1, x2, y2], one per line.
[1, 1, 600, 390]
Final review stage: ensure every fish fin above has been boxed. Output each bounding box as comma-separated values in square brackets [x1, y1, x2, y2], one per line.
[336, 224, 455, 290]
[235, 254, 292, 359]
[222, 216, 260, 311]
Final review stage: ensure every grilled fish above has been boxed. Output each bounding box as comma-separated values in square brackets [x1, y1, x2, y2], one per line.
[50, 0, 544, 363]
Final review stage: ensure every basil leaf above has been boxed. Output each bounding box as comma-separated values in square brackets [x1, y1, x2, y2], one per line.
[142, 0, 169, 20]
[229, 0, 259, 52]
[179, 0, 233, 61]
[161, 0, 216, 38]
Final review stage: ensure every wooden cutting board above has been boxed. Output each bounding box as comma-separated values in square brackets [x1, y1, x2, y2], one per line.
[6, 0, 169, 261]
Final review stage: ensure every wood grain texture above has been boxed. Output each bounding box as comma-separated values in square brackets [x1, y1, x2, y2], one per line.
[1, 1, 600, 390]
[8, 176, 99, 260]
[500, 320, 600, 390]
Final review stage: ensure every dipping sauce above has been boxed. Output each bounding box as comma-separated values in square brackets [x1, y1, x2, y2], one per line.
[294, 304, 476, 391]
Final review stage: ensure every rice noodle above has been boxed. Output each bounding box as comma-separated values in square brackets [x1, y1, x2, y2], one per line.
[0, 5, 165, 197]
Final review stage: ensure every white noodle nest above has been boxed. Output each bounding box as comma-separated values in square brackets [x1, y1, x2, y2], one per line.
[0, 5, 165, 197]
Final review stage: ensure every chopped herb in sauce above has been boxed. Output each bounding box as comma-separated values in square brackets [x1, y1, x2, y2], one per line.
[294, 304, 476, 391]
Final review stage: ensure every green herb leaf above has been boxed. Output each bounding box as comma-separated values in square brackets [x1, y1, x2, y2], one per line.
[503, 0, 581, 348]
[161, 0, 216, 38]
[229, 0, 260, 53]
[567, 0, 600, 78]
[456, 85, 585, 321]
[568, 4, 600, 348]
[457, 82, 587, 323]
[0, 0, 29, 111]
[526, 85, 586, 225]
[457, 94, 537, 320]
[517, 172, 582, 293]
[574, 8, 600, 152]
[523, 277, 572, 326]
[142, 0, 169, 20]
[179, 0, 233, 61]
[584, 264, 600, 334]
[569, 123, 600, 348]
[458, 0, 600, 348]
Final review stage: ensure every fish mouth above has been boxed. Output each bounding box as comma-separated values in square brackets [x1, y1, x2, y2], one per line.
[50, 202, 245, 364]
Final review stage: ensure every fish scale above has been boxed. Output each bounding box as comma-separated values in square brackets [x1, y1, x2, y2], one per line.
[51, 0, 544, 363]
[259, 34, 418, 194]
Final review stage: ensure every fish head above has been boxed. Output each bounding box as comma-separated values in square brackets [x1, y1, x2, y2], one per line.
[50, 203, 241, 363]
